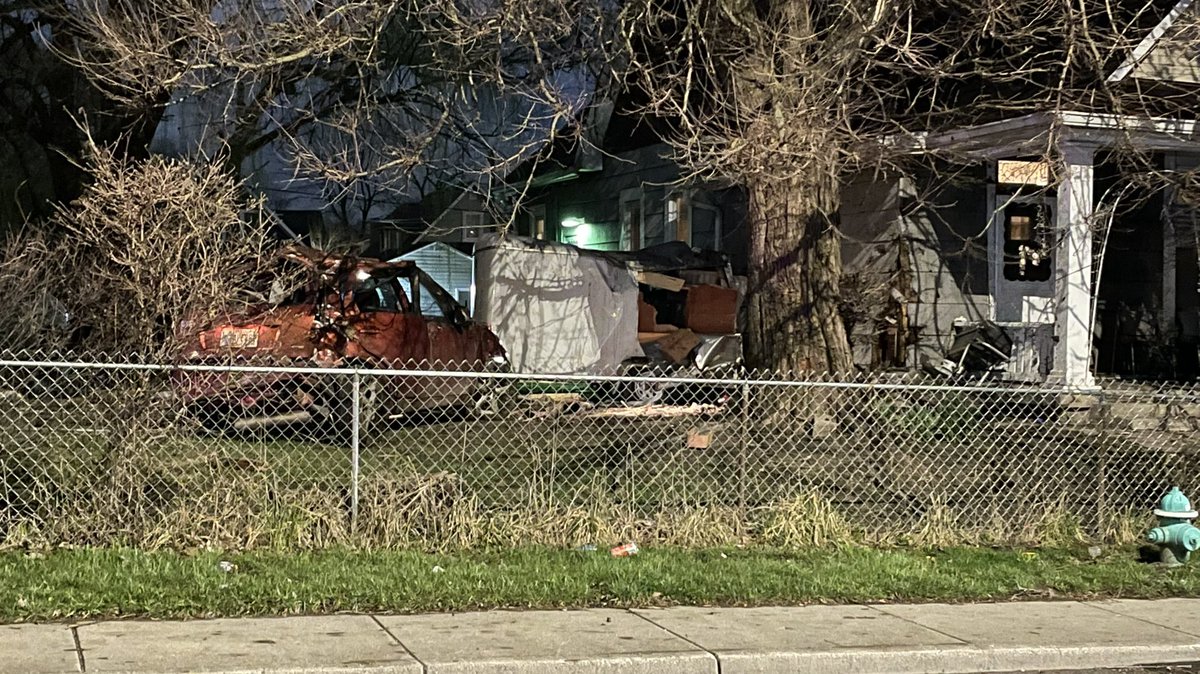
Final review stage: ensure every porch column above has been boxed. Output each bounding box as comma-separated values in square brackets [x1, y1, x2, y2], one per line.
[1054, 142, 1098, 390]
[1162, 153, 1178, 339]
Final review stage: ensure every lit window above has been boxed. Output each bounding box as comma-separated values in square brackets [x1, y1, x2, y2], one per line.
[1003, 203, 1052, 282]
[462, 211, 488, 242]
[528, 205, 546, 240]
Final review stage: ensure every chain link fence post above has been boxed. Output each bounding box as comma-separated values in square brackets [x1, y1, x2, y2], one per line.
[350, 369, 361, 531]
[737, 370, 751, 532]
[1095, 386, 1109, 539]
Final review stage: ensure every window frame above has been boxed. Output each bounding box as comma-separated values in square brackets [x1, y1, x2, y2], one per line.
[462, 211, 488, 242]
[690, 201, 723, 251]
[665, 192, 686, 243]
[999, 196, 1054, 283]
[619, 188, 644, 251]
[353, 274, 411, 314]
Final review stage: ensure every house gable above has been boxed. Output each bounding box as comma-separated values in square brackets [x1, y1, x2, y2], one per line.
[1109, 0, 1200, 84]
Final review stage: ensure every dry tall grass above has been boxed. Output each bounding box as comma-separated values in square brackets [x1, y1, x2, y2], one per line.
[0, 451, 1156, 552]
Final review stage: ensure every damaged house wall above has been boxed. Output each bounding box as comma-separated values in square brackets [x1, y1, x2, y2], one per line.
[839, 164, 992, 370]
[839, 172, 904, 366]
[900, 165, 994, 370]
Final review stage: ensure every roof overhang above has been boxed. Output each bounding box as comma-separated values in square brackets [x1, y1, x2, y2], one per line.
[896, 111, 1200, 160]
[391, 241, 474, 263]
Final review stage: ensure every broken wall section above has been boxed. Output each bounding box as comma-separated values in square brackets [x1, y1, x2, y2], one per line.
[839, 164, 993, 372]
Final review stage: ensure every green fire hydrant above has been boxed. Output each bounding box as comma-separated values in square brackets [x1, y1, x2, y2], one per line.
[1148, 487, 1200, 566]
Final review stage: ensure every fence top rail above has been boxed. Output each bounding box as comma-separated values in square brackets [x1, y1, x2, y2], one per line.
[0, 357, 1159, 396]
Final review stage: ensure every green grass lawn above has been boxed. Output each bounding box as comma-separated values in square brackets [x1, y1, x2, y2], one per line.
[3, 545, 1200, 622]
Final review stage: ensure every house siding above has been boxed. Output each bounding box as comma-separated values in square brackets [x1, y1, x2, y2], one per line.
[552, 144, 678, 251]
[538, 143, 748, 269]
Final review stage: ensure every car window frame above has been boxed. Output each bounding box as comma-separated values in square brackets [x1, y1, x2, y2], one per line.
[414, 270, 470, 328]
[353, 273, 411, 314]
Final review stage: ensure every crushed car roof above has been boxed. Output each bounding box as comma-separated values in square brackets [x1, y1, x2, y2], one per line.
[279, 244, 417, 277]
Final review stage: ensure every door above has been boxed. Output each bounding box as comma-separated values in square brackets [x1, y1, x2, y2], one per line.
[349, 274, 429, 362]
[990, 193, 1056, 323]
[350, 273, 430, 417]
[407, 270, 482, 408]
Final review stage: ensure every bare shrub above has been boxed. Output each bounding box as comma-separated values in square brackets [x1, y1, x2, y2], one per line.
[0, 231, 73, 353]
[48, 138, 277, 357]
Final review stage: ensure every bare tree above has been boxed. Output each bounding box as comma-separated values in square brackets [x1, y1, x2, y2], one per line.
[54, 0, 618, 230]
[0, 0, 162, 237]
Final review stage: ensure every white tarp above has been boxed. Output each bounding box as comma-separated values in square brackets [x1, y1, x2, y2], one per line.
[474, 234, 643, 374]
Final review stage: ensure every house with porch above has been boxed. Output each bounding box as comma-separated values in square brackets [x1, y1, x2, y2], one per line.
[842, 0, 1200, 389]
[843, 113, 1200, 389]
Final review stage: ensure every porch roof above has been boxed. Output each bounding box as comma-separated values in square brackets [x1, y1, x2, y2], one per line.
[902, 111, 1200, 159]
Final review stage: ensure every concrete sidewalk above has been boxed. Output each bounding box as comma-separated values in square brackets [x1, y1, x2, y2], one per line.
[7, 600, 1200, 674]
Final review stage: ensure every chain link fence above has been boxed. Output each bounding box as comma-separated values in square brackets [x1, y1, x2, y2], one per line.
[0, 353, 1196, 550]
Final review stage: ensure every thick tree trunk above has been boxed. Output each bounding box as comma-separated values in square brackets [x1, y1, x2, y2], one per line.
[746, 177, 853, 373]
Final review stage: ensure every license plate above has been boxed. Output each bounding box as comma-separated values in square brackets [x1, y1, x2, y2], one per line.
[219, 328, 259, 349]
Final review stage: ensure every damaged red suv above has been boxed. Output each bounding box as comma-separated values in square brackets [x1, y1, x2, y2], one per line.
[173, 245, 506, 433]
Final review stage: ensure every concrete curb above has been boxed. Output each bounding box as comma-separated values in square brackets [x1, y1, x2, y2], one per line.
[712, 644, 1200, 673]
[57, 644, 1200, 674]
[406, 653, 717, 674]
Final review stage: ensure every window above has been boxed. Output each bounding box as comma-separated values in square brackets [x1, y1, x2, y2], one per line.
[378, 226, 405, 253]
[398, 271, 462, 320]
[664, 192, 692, 244]
[1002, 201, 1053, 282]
[462, 211, 488, 242]
[691, 202, 721, 251]
[528, 205, 547, 240]
[455, 288, 472, 312]
[420, 272, 464, 320]
[641, 187, 666, 245]
[652, 191, 722, 250]
[354, 277, 407, 313]
[416, 288, 446, 318]
[619, 189, 643, 251]
[398, 274, 417, 311]
[665, 194, 682, 242]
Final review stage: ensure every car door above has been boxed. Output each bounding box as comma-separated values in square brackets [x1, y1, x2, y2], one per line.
[349, 272, 430, 416]
[410, 270, 483, 407]
[349, 273, 429, 361]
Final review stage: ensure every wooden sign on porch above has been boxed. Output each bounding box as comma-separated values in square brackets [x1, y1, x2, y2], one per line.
[997, 159, 1051, 187]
